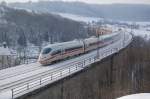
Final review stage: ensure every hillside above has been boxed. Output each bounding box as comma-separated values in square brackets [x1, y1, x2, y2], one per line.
[0, 5, 87, 47]
[9, 1, 150, 22]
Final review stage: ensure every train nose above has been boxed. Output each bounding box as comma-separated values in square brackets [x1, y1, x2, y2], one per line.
[38, 56, 46, 64]
[38, 54, 51, 62]
[38, 54, 44, 61]
[40, 55, 49, 60]
[38, 54, 42, 60]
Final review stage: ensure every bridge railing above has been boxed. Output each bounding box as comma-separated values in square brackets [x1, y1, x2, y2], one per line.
[11, 32, 133, 99]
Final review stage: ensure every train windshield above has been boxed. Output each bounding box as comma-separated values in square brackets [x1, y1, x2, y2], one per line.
[42, 48, 52, 54]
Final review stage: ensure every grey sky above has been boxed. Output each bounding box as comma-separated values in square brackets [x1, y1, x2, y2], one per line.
[1, 0, 150, 4]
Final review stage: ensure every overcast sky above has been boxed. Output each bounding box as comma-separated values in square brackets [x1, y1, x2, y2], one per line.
[1, 0, 150, 4]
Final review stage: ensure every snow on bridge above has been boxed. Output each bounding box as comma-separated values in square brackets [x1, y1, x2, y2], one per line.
[0, 32, 132, 99]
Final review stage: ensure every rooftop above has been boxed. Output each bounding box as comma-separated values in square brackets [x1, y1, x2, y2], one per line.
[0, 46, 11, 56]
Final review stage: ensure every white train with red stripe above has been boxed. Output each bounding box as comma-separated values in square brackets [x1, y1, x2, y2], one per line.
[38, 32, 121, 65]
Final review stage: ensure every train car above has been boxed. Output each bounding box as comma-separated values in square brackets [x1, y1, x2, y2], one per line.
[38, 40, 84, 65]
[38, 32, 121, 65]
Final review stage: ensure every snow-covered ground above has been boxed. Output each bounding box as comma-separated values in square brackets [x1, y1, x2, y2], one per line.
[124, 28, 150, 40]
[133, 29, 150, 40]
[117, 93, 150, 99]
[0, 91, 12, 99]
[55, 13, 102, 23]
[115, 21, 150, 40]
[118, 20, 150, 26]
[136, 22, 150, 26]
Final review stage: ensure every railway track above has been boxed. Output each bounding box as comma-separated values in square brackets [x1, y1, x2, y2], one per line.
[0, 36, 123, 90]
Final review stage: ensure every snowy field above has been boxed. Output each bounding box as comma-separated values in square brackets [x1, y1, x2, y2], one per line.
[125, 28, 150, 40]
[55, 13, 102, 23]
[133, 29, 150, 40]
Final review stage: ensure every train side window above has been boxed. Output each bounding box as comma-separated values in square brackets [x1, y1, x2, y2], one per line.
[42, 48, 52, 54]
[65, 46, 82, 52]
[51, 50, 61, 55]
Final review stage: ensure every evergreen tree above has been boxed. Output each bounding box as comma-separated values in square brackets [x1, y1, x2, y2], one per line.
[43, 32, 49, 42]
[17, 30, 27, 47]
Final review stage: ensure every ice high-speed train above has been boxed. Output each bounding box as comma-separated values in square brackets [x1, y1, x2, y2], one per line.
[38, 32, 121, 65]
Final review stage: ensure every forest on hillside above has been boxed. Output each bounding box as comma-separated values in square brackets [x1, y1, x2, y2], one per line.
[0, 5, 88, 48]
[10, 1, 150, 21]
[0, 5, 92, 68]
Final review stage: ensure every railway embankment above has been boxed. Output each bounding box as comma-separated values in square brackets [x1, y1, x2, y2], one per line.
[18, 36, 150, 99]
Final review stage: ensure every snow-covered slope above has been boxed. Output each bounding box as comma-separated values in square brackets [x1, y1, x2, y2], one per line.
[133, 29, 150, 38]
[9, 1, 150, 21]
[54, 13, 102, 23]
[117, 93, 150, 99]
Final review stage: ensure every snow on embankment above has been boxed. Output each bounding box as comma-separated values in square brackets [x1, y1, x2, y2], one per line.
[0, 91, 12, 99]
[117, 93, 150, 99]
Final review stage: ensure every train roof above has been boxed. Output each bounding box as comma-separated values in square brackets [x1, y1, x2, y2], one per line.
[43, 32, 120, 51]
[44, 40, 83, 51]
[84, 37, 97, 44]
[84, 32, 119, 44]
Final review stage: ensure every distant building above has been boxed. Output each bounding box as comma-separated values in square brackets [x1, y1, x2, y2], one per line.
[0, 42, 11, 55]
[0, 42, 16, 69]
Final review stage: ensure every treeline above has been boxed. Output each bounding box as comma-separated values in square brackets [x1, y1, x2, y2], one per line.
[0, 5, 87, 47]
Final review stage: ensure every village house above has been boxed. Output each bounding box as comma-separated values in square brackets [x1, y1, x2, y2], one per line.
[0, 42, 15, 69]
